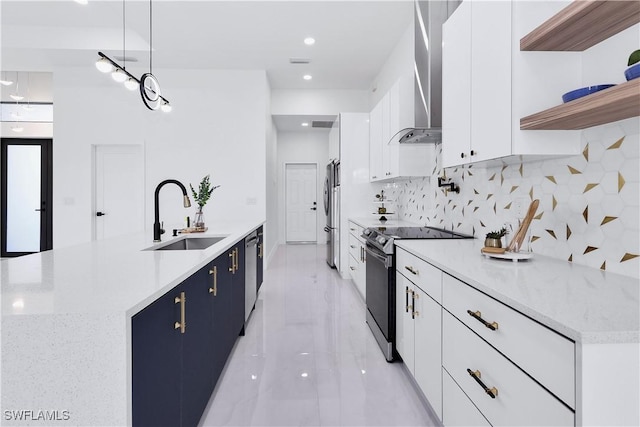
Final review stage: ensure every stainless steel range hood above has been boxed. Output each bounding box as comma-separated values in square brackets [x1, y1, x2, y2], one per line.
[398, 0, 460, 144]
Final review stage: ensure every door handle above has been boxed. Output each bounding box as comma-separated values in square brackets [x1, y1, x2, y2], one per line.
[310, 207, 317, 210]
[96, 212, 106, 217]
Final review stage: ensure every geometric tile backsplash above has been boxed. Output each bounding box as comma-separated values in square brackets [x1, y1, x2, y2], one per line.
[390, 118, 639, 279]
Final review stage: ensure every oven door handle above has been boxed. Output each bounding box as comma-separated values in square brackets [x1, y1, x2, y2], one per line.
[365, 245, 392, 269]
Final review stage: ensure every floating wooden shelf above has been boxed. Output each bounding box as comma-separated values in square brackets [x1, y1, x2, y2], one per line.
[521, 1, 640, 51]
[520, 79, 640, 130]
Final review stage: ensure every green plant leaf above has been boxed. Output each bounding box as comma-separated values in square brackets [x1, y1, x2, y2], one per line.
[628, 49, 640, 67]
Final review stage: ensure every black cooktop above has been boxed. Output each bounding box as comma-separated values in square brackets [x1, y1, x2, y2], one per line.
[370, 226, 473, 239]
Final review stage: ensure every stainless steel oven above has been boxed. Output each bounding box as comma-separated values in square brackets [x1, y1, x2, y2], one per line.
[362, 226, 473, 361]
[365, 243, 395, 361]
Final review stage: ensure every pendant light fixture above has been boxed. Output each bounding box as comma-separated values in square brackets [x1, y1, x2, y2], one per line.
[95, 0, 171, 112]
[139, 0, 164, 110]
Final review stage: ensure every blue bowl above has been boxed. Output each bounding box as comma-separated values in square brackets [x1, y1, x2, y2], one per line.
[625, 62, 640, 81]
[562, 84, 616, 103]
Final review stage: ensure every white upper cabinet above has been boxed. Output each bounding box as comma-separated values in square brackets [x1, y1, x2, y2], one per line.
[369, 75, 434, 182]
[442, 0, 582, 169]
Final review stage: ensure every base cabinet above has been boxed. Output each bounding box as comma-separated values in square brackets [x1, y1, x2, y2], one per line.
[347, 221, 366, 299]
[395, 249, 443, 420]
[132, 239, 248, 427]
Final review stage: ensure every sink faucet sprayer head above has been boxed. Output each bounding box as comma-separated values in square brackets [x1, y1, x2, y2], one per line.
[183, 195, 191, 208]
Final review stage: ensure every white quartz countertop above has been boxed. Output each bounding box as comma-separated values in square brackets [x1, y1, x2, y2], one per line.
[349, 217, 419, 229]
[0, 220, 263, 426]
[395, 239, 639, 345]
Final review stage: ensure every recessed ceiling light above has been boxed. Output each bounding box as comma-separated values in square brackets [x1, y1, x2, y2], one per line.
[74, 0, 88, 4]
[10, 94, 24, 101]
[304, 37, 315, 46]
[303, 75, 312, 81]
[0, 79, 14, 86]
[11, 126, 24, 133]
[301, 122, 309, 127]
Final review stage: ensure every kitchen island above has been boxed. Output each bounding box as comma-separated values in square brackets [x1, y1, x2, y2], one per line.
[395, 238, 639, 426]
[0, 220, 263, 426]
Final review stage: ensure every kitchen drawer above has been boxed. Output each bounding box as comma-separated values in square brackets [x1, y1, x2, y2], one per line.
[442, 368, 491, 427]
[442, 274, 575, 408]
[349, 233, 365, 262]
[443, 312, 574, 426]
[348, 221, 364, 238]
[396, 247, 442, 303]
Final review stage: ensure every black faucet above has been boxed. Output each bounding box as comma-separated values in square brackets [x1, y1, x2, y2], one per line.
[154, 179, 191, 242]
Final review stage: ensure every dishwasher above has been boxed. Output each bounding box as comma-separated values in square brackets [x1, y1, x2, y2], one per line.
[244, 231, 258, 322]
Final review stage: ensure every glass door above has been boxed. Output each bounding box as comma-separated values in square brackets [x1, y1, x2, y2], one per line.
[1, 138, 53, 257]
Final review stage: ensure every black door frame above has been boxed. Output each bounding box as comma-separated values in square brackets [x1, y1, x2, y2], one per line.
[1, 138, 53, 257]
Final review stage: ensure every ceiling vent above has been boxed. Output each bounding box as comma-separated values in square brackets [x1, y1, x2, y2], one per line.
[289, 58, 311, 64]
[312, 120, 334, 128]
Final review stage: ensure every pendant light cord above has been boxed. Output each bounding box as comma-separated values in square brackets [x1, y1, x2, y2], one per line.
[149, 0, 153, 74]
[122, 0, 126, 69]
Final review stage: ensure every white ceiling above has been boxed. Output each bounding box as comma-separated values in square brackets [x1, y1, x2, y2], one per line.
[1, 0, 413, 131]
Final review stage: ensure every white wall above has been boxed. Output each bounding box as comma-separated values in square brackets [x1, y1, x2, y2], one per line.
[277, 131, 329, 244]
[369, 21, 414, 109]
[271, 89, 369, 115]
[265, 98, 279, 266]
[53, 67, 268, 248]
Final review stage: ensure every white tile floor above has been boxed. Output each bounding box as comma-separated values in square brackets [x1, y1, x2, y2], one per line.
[200, 244, 439, 426]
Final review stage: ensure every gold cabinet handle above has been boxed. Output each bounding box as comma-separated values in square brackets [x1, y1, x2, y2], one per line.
[467, 368, 498, 398]
[234, 248, 239, 272]
[174, 292, 186, 334]
[229, 251, 234, 272]
[209, 266, 217, 296]
[405, 286, 411, 313]
[404, 265, 418, 275]
[467, 309, 499, 331]
[258, 243, 263, 258]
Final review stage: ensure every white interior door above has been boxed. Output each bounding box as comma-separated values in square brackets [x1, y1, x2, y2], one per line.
[285, 163, 317, 243]
[94, 145, 144, 240]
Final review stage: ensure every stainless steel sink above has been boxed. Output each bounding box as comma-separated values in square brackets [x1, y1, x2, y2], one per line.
[148, 236, 227, 251]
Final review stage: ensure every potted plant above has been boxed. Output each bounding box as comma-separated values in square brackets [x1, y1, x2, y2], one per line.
[485, 227, 507, 248]
[190, 175, 220, 230]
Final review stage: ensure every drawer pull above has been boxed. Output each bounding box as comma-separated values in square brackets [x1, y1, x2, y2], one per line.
[405, 287, 410, 312]
[467, 310, 499, 331]
[411, 290, 416, 319]
[467, 368, 498, 399]
[404, 265, 418, 275]
[350, 266, 356, 271]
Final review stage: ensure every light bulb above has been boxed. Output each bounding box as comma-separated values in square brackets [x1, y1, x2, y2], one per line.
[124, 78, 138, 91]
[111, 68, 127, 83]
[160, 101, 172, 113]
[303, 74, 312, 81]
[304, 37, 316, 46]
[95, 57, 113, 73]
[0, 79, 13, 86]
[10, 94, 24, 101]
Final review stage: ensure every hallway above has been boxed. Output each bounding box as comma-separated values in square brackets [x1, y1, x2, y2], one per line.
[201, 244, 438, 426]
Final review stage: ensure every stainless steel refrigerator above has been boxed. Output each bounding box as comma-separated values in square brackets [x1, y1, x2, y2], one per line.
[323, 160, 340, 268]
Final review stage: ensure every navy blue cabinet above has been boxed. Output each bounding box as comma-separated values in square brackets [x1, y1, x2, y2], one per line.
[132, 238, 251, 427]
[132, 285, 183, 427]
